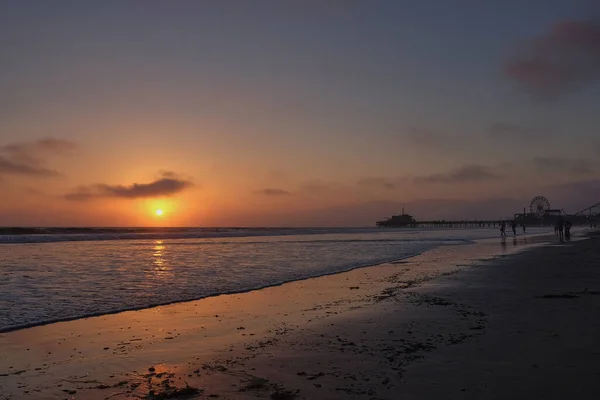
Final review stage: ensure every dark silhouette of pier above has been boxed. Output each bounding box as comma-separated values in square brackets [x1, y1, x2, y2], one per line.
[376, 213, 507, 228]
[377, 198, 599, 228]
[413, 220, 506, 228]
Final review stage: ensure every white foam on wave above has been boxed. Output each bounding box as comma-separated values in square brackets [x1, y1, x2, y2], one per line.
[0, 227, 551, 332]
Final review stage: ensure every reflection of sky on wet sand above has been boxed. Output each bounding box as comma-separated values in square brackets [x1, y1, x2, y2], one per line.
[0, 229, 558, 332]
[501, 235, 532, 252]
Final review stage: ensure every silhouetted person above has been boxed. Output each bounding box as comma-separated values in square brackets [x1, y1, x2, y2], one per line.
[511, 221, 517, 236]
[500, 221, 506, 238]
[565, 221, 572, 241]
[522, 224, 526, 234]
[557, 217, 564, 242]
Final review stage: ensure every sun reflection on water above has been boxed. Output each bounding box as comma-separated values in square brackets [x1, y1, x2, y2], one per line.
[152, 240, 172, 279]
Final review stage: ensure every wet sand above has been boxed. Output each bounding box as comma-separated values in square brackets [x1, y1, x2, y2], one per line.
[1, 233, 597, 399]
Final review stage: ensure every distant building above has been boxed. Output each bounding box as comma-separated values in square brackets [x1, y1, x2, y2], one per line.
[376, 212, 416, 227]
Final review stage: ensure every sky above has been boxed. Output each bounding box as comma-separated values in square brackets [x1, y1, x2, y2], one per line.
[1, 0, 599, 227]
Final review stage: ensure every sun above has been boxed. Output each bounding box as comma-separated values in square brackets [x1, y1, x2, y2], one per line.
[155, 209, 164, 216]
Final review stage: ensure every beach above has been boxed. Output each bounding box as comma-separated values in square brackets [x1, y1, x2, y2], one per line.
[1, 232, 599, 399]
[3, 2, 600, 399]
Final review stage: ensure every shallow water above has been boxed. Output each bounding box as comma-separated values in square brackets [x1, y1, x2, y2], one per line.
[0, 227, 551, 331]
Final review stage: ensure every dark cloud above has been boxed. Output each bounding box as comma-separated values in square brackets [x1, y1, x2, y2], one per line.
[253, 188, 291, 196]
[405, 126, 451, 149]
[65, 175, 193, 201]
[505, 20, 600, 98]
[357, 177, 398, 190]
[2, 138, 77, 158]
[0, 156, 60, 176]
[533, 157, 593, 174]
[28, 138, 77, 153]
[489, 122, 535, 138]
[0, 138, 76, 177]
[156, 170, 186, 180]
[414, 164, 502, 184]
[534, 157, 569, 168]
[299, 180, 337, 194]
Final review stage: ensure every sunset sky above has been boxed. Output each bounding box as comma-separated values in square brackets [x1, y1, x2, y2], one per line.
[1, 1, 599, 227]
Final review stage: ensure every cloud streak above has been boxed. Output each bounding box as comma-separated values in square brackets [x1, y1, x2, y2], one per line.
[505, 20, 600, 98]
[253, 188, 291, 196]
[0, 138, 75, 177]
[533, 157, 593, 174]
[2, 138, 77, 155]
[489, 122, 537, 138]
[404, 126, 452, 149]
[356, 177, 398, 190]
[65, 175, 194, 201]
[0, 156, 60, 176]
[414, 164, 501, 184]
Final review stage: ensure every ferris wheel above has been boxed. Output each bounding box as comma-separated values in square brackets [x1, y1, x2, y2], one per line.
[530, 196, 551, 217]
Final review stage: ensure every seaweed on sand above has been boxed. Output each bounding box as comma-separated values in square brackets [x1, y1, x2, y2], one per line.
[145, 384, 202, 399]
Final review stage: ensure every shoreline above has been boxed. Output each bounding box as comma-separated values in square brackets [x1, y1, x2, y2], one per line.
[395, 232, 600, 399]
[0, 251, 427, 335]
[0, 232, 579, 399]
[0, 230, 556, 334]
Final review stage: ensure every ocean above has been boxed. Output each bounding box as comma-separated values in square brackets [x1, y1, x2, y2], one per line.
[0, 227, 549, 332]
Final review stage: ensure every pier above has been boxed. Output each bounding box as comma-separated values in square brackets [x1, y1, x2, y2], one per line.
[376, 196, 600, 228]
[411, 220, 505, 228]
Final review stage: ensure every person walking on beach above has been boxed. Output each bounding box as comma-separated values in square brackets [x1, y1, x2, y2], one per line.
[522, 224, 526, 234]
[511, 221, 517, 236]
[565, 220, 572, 241]
[500, 221, 506, 238]
[557, 217, 565, 242]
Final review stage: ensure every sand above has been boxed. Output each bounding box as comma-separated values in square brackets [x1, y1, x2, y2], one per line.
[1, 233, 598, 399]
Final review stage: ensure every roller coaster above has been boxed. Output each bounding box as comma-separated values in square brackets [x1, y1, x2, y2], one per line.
[574, 202, 600, 217]
[514, 196, 599, 226]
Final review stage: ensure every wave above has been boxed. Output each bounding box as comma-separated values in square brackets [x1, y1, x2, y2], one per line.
[0, 226, 503, 244]
[0, 227, 373, 244]
[0, 228, 555, 332]
[0, 250, 431, 333]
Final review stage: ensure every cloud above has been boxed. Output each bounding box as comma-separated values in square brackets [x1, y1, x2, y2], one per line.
[533, 157, 593, 174]
[404, 126, 451, 149]
[414, 164, 502, 184]
[0, 156, 60, 176]
[504, 20, 600, 98]
[253, 188, 291, 196]
[357, 177, 398, 190]
[154, 170, 197, 183]
[25, 138, 77, 153]
[299, 180, 338, 194]
[2, 138, 77, 160]
[65, 174, 193, 201]
[489, 122, 535, 138]
[0, 138, 76, 177]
